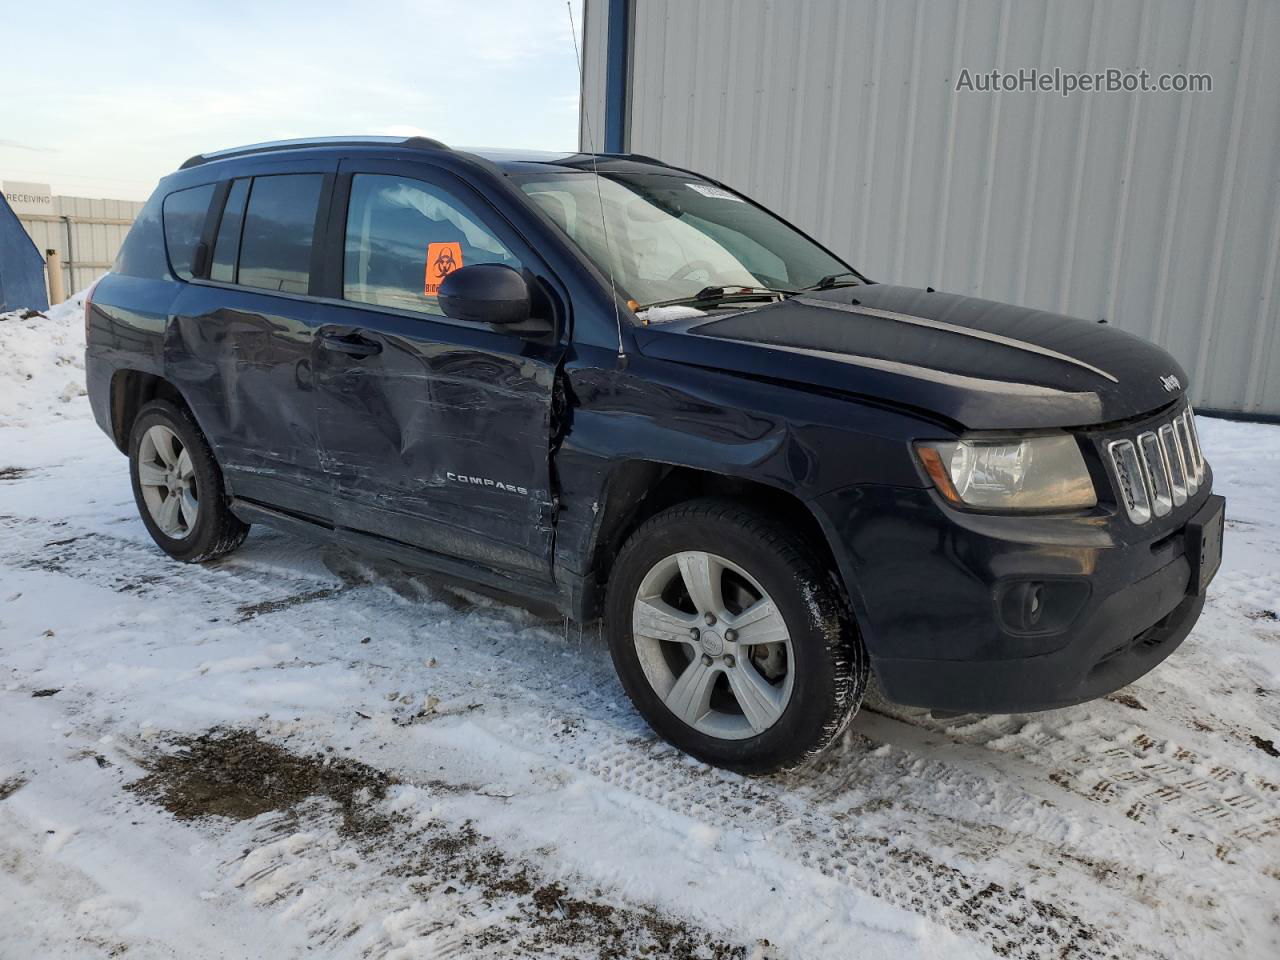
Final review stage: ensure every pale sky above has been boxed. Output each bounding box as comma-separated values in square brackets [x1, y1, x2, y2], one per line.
[1, 0, 584, 201]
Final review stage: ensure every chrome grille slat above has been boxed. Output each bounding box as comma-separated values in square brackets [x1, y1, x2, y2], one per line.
[1177, 414, 1199, 495]
[1159, 423, 1188, 506]
[1137, 431, 1173, 517]
[1108, 406, 1207, 525]
[1177, 412, 1198, 483]
[1109, 439, 1151, 524]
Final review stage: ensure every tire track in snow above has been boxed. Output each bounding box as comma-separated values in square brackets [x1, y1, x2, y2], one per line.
[0, 514, 350, 618]
[498, 721, 1138, 960]
[869, 703, 1280, 861]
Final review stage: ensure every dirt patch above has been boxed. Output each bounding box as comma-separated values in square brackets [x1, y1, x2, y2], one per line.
[133, 729, 747, 959]
[1248, 609, 1279, 622]
[1106, 692, 1148, 711]
[126, 730, 393, 836]
[398, 822, 748, 960]
[31, 688, 61, 698]
[1252, 735, 1279, 758]
[234, 587, 344, 622]
[526, 880, 748, 959]
[0, 467, 29, 481]
[0, 776, 27, 800]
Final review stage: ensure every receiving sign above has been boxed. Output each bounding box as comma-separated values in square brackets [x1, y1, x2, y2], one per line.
[2, 181, 54, 217]
[424, 242, 463, 296]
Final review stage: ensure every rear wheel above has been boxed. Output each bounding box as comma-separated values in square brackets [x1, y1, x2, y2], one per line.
[128, 399, 248, 563]
[605, 499, 866, 774]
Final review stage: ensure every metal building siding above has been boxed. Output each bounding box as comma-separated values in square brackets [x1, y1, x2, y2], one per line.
[18, 195, 144, 298]
[585, 0, 1280, 416]
[579, 0, 611, 153]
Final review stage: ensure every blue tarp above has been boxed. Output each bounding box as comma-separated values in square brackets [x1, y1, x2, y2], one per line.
[0, 193, 48, 313]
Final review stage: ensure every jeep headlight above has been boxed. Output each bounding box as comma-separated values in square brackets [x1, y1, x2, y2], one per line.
[915, 435, 1096, 511]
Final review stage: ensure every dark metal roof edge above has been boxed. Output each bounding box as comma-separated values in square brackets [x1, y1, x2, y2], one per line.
[179, 136, 450, 170]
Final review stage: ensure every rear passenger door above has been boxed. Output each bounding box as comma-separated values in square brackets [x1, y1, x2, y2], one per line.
[167, 160, 336, 521]
[311, 159, 565, 578]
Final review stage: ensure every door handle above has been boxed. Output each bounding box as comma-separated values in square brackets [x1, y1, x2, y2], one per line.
[319, 333, 382, 358]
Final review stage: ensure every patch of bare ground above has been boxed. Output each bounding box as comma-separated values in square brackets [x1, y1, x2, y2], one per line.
[126, 728, 394, 836]
[128, 730, 749, 959]
[234, 587, 345, 622]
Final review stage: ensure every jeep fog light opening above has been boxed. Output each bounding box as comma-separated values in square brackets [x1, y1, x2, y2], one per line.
[916, 436, 1097, 511]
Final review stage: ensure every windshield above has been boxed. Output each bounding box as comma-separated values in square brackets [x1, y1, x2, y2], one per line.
[517, 172, 854, 309]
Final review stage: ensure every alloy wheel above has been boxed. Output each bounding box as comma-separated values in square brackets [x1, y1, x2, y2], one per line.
[137, 424, 199, 539]
[631, 551, 794, 740]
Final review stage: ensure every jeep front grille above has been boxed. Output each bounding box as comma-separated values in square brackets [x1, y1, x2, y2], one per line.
[1107, 406, 1206, 524]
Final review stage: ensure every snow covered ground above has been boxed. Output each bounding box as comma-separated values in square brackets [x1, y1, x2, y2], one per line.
[1, 297, 1277, 959]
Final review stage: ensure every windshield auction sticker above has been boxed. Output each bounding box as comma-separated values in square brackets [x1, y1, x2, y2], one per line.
[687, 183, 744, 202]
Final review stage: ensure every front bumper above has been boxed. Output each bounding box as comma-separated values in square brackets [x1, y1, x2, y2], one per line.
[814, 477, 1223, 714]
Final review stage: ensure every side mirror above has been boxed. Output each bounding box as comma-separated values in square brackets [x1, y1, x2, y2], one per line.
[438, 263, 531, 326]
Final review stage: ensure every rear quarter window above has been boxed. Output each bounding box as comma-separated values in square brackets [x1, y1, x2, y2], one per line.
[162, 184, 216, 280]
[112, 192, 168, 279]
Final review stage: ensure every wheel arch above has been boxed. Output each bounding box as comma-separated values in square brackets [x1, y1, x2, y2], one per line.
[585, 461, 851, 617]
[108, 369, 193, 453]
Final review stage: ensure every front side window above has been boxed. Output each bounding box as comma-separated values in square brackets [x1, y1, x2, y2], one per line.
[161, 183, 215, 280]
[238, 174, 323, 294]
[343, 174, 520, 316]
[518, 173, 852, 309]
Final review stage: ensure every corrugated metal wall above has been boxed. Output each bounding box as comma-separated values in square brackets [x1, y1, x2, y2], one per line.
[583, 0, 1280, 417]
[578, 0, 611, 153]
[19, 195, 144, 299]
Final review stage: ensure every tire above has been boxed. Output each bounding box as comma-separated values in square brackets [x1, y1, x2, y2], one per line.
[128, 398, 249, 563]
[605, 498, 867, 774]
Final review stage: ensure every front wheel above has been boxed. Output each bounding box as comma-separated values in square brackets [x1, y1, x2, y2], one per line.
[128, 399, 249, 563]
[605, 499, 867, 774]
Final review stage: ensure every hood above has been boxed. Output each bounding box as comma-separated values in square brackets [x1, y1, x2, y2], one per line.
[633, 284, 1188, 430]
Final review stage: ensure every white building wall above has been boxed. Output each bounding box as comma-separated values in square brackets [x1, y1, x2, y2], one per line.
[18, 195, 144, 299]
[585, 0, 1280, 416]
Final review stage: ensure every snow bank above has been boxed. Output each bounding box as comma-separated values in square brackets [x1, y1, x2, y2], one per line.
[0, 291, 90, 428]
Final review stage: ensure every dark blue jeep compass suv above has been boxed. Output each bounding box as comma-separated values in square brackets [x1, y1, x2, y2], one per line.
[85, 136, 1224, 773]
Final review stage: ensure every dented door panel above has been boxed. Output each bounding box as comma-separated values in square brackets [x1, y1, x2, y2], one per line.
[165, 282, 332, 521]
[313, 299, 561, 577]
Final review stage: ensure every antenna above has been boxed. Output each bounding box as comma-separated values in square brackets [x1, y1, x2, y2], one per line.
[566, 0, 626, 360]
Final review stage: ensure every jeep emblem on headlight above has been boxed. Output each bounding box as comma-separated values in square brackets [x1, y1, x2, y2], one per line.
[1160, 374, 1182, 393]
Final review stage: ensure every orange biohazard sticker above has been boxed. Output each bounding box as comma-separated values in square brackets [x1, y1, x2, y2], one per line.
[424, 242, 463, 296]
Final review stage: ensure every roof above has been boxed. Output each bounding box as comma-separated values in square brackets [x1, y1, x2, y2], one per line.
[178, 136, 681, 177]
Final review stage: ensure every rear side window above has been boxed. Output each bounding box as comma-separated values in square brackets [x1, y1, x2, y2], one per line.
[161, 184, 215, 280]
[113, 192, 167, 279]
[343, 174, 520, 316]
[238, 174, 323, 294]
[210, 178, 250, 283]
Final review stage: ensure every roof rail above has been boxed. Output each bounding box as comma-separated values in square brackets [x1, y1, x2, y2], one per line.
[179, 135, 450, 170]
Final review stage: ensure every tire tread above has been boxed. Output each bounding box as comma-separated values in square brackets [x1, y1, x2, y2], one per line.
[607, 497, 868, 773]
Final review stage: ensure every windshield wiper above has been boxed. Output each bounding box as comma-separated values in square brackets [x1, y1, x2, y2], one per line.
[638, 285, 797, 311]
[803, 271, 863, 291]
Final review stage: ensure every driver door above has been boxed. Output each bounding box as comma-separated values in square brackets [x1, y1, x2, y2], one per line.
[311, 160, 564, 578]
